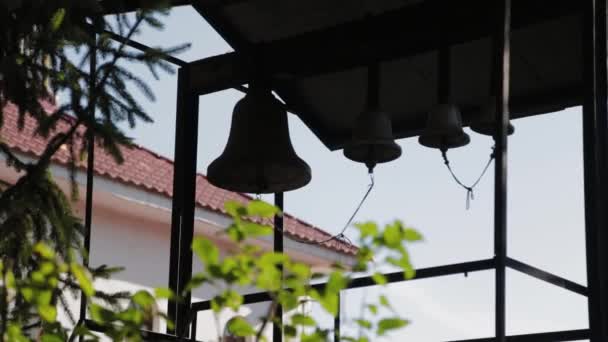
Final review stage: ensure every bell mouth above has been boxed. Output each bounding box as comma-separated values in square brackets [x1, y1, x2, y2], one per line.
[470, 122, 515, 136]
[208, 158, 312, 194]
[418, 131, 470, 150]
[343, 140, 402, 165]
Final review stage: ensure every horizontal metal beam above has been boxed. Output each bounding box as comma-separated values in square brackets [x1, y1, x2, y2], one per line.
[191, 288, 271, 312]
[447, 329, 590, 342]
[349, 258, 496, 289]
[99, 0, 191, 14]
[100, 0, 249, 14]
[191, 258, 495, 312]
[506, 257, 588, 297]
[188, 0, 581, 95]
[86, 319, 201, 341]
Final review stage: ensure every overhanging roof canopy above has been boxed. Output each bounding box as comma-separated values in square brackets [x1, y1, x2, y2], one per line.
[108, 0, 586, 150]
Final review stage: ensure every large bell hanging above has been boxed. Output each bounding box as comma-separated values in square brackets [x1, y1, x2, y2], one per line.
[470, 98, 515, 136]
[343, 109, 402, 171]
[207, 88, 311, 194]
[419, 104, 470, 150]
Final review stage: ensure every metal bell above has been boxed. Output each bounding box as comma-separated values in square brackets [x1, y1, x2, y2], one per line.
[419, 104, 470, 150]
[207, 87, 311, 194]
[343, 109, 402, 171]
[470, 98, 515, 136]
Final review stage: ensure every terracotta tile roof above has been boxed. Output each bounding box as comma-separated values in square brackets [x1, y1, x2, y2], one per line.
[0, 102, 357, 256]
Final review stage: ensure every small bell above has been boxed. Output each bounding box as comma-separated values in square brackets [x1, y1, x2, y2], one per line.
[470, 98, 515, 136]
[418, 104, 470, 150]
[207, 85, 311, 194]
[343, 63, 401, 171]
[343, 109, 402, 171]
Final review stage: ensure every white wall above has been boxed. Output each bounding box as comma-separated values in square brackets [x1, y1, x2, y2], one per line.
[75, 201, 273, 341]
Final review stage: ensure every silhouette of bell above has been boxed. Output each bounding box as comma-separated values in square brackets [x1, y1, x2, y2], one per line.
[343, 109, 402, 171]
[207, 87, 311, 194]
[470, 98, 515, 136]
[343, 63, 401, 171]
[419, 104, 470, 150]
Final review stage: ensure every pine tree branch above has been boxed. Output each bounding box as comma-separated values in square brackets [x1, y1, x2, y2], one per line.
[0, 142, 27, 171]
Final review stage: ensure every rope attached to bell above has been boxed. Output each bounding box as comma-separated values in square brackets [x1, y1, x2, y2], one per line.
[297, 59, 386, 247]
[441, 147, 495, 209]
[289, 171, 375, 246]
[432, 44, 495, 209]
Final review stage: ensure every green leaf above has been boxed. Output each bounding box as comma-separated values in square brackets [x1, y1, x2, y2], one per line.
[36, 290, 53, 306]
[317, 292, 339, 317]
[5, 271, 15, 288]
[41, 334, 64, 342]
[278, 291, 300, 311]
[355, 222, 378, 239]
[154, 287, 176, 300]
[21, 287, 34, 302]
[89, 304, 114, 323]
[212, 290, 243, 312]
[291, 313, 316, 326]
[366, 304, 378, 315]
[372, 272, 387, 285]
[7, 324, 28, 342]
[242, 222, 273, 238]
[132, 290, 155, 308]
[247, 200, 280, 217]
[34, 242, 55, 259]
[284, 324, 297, 337]
[117, 308, 143, 324]
[404, 263, 416, 280]
[288, 262, 311, 280]
[379, 295, 391, 308]
[258, 252, 288, 268]
[403, 228, 423, 242]
[225, 201, 247, 218]
[326, 271, 348, 294]
[71, 263, 94, 297]
[377, 318, 409, 336]
[226, 316, 256, 336]
[382, 223, 402, 248]
[40, 261, 56, 276]
[192, 238, 219, 266]
[39, 304, 57, 322]
[355, 319, 372, 329]
[50, 8, 66, 31]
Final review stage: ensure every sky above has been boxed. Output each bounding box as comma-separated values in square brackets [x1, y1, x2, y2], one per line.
[116, 6, 590, 341]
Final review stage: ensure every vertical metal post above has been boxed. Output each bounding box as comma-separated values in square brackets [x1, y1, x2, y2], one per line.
[334, 291, 340, 342]
[493, 1, 511, 341]
[274, 192, 284, 342]
[190, 312, 198, 341]
[168, 66, 199, 336]
[168, 67, 186, 333]
[79, 26, 96, 339]
[582, 1, 608, 340]
[177, 81, 199, 338]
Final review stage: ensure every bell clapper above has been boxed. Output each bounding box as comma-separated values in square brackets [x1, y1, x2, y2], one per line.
[365, 160, 377, 174]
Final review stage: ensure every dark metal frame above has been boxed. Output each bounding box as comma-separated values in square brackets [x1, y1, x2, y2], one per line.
[82, 1, 608, 341]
